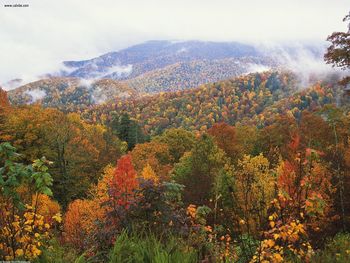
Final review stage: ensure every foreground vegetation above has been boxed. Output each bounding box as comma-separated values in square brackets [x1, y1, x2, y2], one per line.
[1, 72, 350, 261]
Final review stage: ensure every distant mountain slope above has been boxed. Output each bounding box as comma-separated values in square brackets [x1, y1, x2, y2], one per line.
[8, 41, 329, 111]
[126, 57, 273, 93]
[54, 40, 326, 95]
[8, 78, 136, 111]
[81, 71, 343, 135]
[60, 40, 260, 80]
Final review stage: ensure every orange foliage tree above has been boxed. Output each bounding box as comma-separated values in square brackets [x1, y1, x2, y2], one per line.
[130, 141, 172, 180]
[275, 135, 334, 246]
[63, 165, 115, 251]
[0, 88, 9, 109]
[63, 199, 104, 251]
[277, 136, 333, 213]
[208, 122, 240, 162]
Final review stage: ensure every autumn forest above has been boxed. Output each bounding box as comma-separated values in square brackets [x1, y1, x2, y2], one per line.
[1, 7, 350, 263]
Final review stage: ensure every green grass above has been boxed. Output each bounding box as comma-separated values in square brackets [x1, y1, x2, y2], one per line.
[33, 238, 79, 263]
[311, 232, 350, 263]
[108, 230, 197, 263]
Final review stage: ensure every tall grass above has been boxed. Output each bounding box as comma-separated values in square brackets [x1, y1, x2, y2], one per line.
[109, 230, 197, 263]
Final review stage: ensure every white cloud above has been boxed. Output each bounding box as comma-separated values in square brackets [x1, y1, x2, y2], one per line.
[258, 42, 344, 88]
[0, 0, 348, 86]
[78, 78, 95, 89]
[105, 64, 133, 78]
[246, 64, 270, 74]
[177, 47, 188, 54]
[91, 87, 107, 104]
[24, 89, 46, 103]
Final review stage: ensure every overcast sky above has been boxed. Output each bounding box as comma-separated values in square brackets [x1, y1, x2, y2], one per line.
[0, 0, 349, 88]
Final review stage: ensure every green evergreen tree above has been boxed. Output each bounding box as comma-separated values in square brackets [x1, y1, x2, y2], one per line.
[109, 112, 147, 150]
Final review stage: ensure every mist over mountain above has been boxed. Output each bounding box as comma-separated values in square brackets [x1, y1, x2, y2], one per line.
[59, 40, 260, 79]
[8, 78, 136, 111]
[7, 39, 341, 108]
[58, 40, 325, 80]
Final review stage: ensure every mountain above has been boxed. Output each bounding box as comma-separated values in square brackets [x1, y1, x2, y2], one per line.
[8, 77, 136, 111]
[8, 40, 328, 109]
[56, 40, 325, 94]
[8, 41, 273, 105]
[61, 40, 260, 80]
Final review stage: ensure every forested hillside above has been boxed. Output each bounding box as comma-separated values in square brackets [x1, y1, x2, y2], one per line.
[126, 57, 272, 93]
[82, 71, 344, 135]
[2, 58, 350, 262]
[8, 78, 136, 111]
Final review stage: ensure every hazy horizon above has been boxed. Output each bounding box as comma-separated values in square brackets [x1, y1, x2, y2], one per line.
[1, 0, 348, 88]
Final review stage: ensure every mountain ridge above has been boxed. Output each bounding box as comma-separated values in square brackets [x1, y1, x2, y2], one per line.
[8, 77, 136, 111]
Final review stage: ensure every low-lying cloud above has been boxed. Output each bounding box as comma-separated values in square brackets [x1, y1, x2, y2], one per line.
[255, 42, 347, 88]
[25, 89, 47, 103]
[91, 87, 107, 104]
[246, 63, 271, 74]
[105, 64, 133, 78]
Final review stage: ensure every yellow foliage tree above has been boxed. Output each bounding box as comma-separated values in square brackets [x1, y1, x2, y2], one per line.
[32, 194, 61, 225]
[0, 203, 61, 260]
[90, 164, 115, 204]
[251, 199, 313, 263]
[234, 154, 275, 234]
[140, 164, 159, 183]
[0, 153, 62, 261]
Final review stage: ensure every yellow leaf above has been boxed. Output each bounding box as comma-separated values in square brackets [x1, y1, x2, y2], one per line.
[52, 213, 62, 223]
[265, 239, 275, 247]
[273, 253, 283, 262]
[15, 249, 24, 257]
[239, 219, 246, 225]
